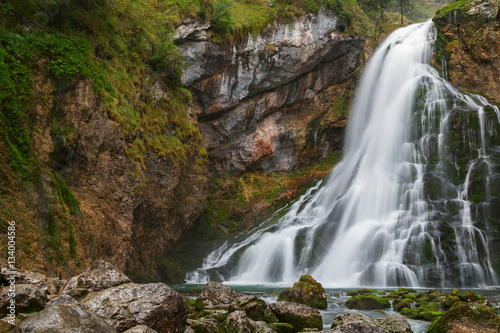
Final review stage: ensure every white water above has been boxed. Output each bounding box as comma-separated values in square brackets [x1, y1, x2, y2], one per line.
[187, 20, 499, 288]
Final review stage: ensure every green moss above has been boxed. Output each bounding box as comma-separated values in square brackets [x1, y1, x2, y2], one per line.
[435, 0, 469, 19]
[268, 323, 294, 333]
[345, 295, 391, 310]
[53, 172, 79, 215]
[158, 259, 185, 283]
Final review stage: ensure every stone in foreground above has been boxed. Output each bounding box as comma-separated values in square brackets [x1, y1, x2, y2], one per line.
[270, 301, 322, 331]
[81, 282, 186, 333]
[278, 274, 327, 309]
[17, 304, 117, 333]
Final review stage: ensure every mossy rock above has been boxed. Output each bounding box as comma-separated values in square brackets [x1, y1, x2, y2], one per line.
[460, 290, 485, 303]
[400, 308, 443, 322]
[394, 299, 412, 312]
[277, 275, 327, 309]
[428, 301, 500, 333]
[268, 322, 294, 333]
[345, 295, 391, 310]
[441, 295, 460, 310]
[347, 290, 358, 296]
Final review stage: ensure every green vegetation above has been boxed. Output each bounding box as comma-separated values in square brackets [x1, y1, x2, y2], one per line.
[53, 172, 80, 215]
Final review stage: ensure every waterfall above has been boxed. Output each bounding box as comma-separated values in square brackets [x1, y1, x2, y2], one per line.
[187, 20, 500, 288]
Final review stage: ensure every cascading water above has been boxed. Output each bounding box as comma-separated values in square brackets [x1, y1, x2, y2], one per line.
[187, 20, 500, 288]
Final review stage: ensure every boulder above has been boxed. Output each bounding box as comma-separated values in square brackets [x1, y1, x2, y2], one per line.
[123, 325, 159, 333]
[330, 313, 373, 329]
[376, 314, 413, 333]
[0, 284, 47, 317]
[345, 295, 390, 310]
[222, 310, 273, 333]
[393, 299, 412, 312]
[17, 304, 117, 333]
[195, 281, 239, 310]
[428, 301, 500, 333]
[0, 316, 18, 333]
[278, 275, 327, 309]
[0, 269, 65, 296]
[267, 322, 294, 333]
[45, 294, 78, 307]
[269, 301, 322, 331]
[61, 260, 131, 299]
[81, 282, 186, 333]
[188, 317, 221, 333]
[330, 322, 389, 332]
[230, 295, 267, 321]
[330, 313, 412, 333]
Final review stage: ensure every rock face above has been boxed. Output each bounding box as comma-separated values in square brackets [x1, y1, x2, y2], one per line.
[61, 260, 131, 298]
[269, 301, 322, 331]
[433, 0, 500, 104]
[17, 304, 117, 333]
[278, 274, 327, 309]
[80, 282, 187, 333]
[176, 9, 363, 174]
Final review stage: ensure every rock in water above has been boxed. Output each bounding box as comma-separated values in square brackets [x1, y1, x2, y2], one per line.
[195, 281, 240, 310]
[61, 260, 132, 298]
[330, 313, 374, 329]
[17, 304, 117, 333]
[345, 295, 391, 310]
[269, 301, 322, 331]
[428, 301, 500, 333]
[81, 282, 187, 333]
[278, 274, 327, 309]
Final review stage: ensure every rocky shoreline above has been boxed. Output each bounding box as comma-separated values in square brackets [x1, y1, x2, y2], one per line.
[0, 261, 499, 332]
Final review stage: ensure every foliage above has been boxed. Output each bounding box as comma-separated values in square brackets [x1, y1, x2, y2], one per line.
[210, 0, 234, 34]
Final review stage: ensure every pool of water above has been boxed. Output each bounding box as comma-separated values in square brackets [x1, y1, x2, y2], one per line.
[173, 285, 500, 333]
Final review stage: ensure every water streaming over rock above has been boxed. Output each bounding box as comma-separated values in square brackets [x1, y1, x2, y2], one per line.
[187, 20, 500, 288]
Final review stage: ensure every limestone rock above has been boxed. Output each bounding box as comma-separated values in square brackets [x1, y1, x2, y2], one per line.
[195, 281, 239, 310]
[376, 314, 413, 333]
[230, 294, 268, 321]
[269, 301, 322, 331]
[330, 322, 389, 332]
[0, 316, 18, 333]
[17, 304, 117, 333]
[0, 284, 47, 317]
[330, 313, 373, 329]
[81, 282, 187, 333]
[46, 294, 79, 307]
[61, 260, 132, 299]
[222, 310, 273, 333]
[123, 325, 159, 333]
[278, 274, 327, 309]
[188, 317, 221, 333]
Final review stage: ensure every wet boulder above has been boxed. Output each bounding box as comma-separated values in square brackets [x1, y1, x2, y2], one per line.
[345, 294, 390, 310]
[188, 317, 221, 333]
[222, 310, 273, 333]
[330, 312, 374, 329]
[427, 301, 500, 333]
[278, 274, 327, 309]
[195, 281, 239, 310]
[230, 295, 268, 321]
[269, 301, 322, 331]
[17, 304, 117, 333]
[81, 282, 187, 333]
[0, 284, 47, 317]
[61, 260, 131, 299]
[330, 313, 411, 333]
[376, 314, 413, 333]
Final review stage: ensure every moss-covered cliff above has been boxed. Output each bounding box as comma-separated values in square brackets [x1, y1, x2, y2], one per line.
[0, 0, 368, 281]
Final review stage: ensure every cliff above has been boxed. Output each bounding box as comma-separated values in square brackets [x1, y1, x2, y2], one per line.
[177, 9, 363, 173]
[0, 1, 364, 282]
[433, 0, 500, 103]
